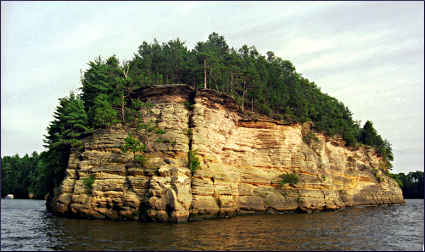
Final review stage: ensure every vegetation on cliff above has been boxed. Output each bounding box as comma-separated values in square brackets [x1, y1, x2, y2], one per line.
[120, 134, 147, 167]
[188, 149, 201, 175]
[280, 173, 299, 187]
[1, 33, 395, 198]
[74, 33, 392, 159]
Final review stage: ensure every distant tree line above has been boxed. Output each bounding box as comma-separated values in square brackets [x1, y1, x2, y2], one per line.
[389, 171, 424, 198]
[1, 152, 48, 199]
[1, 32, 394, 199]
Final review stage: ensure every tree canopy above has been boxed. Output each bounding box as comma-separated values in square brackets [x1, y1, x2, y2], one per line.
[1, 152, 46, 199]
[389, 171, 424, 198]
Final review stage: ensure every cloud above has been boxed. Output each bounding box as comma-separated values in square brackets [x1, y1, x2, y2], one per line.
[1, 127, 44, 156]
[52, 23, 108, 51]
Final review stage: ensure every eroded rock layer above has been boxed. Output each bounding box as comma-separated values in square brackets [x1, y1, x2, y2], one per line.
[47, 85, 404, 222]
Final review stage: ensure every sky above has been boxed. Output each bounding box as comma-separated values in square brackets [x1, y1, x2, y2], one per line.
[1, 1, 423, 174]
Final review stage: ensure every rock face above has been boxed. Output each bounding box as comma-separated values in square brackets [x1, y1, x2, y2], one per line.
[47, 84, 404, 222]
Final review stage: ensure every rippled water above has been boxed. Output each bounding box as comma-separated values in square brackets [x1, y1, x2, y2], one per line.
[1, 199, 423, 251]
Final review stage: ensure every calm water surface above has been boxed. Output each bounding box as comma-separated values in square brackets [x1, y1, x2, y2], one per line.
[1, 199, 423, 251]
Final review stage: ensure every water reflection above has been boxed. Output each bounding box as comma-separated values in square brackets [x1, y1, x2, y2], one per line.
[1, 199, 423, 251]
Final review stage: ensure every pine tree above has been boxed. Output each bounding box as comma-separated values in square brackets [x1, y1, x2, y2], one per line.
[90, 94, 118, 128]
[42, 92, 92, 191]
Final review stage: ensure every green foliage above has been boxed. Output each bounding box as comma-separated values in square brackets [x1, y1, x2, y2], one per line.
[1, 152, 46, 199]
[389, 171, 423, 198]
[360, 121, 377, 146]
[155, 128, 166, 135]
[41, 92, 92, 195]
[280, 173, 299, 186]
[137, 121, 153, 131]
[183, 101, 193, 110]
[82, 174, 96, 193]
[121, 134, 146, 161]
[125, 98, 144, 123]
[358, 121, 393, 166]
[303, 131, 319, 145]
[90, 94, 118, 128]
[322, 175, 326, 182]
[121, 100, 167, 168]
[188, 149, 201, 175]
[343, 127, 357, 147]
[130, 98, 144, 110]
[44, 93, 92, 148]
[134, 155, 147, 167]
[81, 56, 119, 110]
[258, 103, 272, 116]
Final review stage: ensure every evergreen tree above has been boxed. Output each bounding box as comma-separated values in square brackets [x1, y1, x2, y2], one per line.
[360, 121, 378, 146]
[90, 94, 118, 128]
[81, 55, 122, 118]
[42, 92, 92, 192]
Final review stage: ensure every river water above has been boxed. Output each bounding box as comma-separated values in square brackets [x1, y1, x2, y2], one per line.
[1, 199, 423, 251]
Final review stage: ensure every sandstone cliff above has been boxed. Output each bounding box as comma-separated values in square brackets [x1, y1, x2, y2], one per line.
[47, 84, 404, 222]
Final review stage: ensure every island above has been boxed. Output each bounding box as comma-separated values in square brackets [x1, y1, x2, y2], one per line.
[2, 33, 405, 222]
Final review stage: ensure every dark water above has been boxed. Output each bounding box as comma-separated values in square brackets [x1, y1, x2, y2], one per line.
[1, 199, 423, 251]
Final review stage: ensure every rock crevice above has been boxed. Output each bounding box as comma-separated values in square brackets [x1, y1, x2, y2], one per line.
[47, 84, 405, 222]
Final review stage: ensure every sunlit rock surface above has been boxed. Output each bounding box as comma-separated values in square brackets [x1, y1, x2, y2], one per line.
[47, 84, 404, 222]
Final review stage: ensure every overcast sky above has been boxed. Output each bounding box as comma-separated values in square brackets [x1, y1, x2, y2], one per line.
[1, 1, 423, 174]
